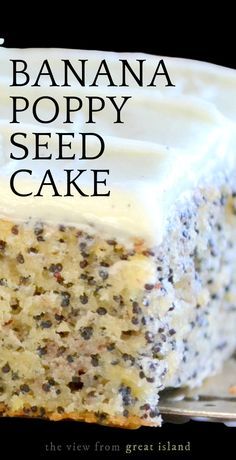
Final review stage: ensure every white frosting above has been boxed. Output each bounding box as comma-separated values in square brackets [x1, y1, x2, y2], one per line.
[0, 46, 236, 247]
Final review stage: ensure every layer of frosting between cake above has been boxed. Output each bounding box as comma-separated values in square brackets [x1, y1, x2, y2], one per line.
[0, 46, 236, 247]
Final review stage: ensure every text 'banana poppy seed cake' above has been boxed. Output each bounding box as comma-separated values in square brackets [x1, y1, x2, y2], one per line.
[0, 46, 236, 428]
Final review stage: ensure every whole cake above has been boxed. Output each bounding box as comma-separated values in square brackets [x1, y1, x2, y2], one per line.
[0, 46, 236, 428]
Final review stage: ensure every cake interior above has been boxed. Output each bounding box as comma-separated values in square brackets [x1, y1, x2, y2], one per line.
[0, 174, 236, 427]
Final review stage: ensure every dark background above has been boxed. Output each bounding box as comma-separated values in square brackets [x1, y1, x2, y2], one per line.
[1, 12, 236, 70]
[0, 14, 235, 460]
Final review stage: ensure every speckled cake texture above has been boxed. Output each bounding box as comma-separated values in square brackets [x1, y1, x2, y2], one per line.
[0, 48, 236, 427]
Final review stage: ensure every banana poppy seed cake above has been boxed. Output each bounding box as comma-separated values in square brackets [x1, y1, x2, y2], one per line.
[0, 47, 236, 428]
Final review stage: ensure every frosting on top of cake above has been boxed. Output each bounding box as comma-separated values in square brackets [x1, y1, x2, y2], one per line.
[0, 46, 236, 247]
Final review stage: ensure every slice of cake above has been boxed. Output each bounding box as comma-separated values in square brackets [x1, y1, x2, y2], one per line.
[0, 46, 236, 428]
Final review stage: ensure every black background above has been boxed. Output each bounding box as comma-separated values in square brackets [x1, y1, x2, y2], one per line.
[1, 12, 236, 70]
[0, 13, 235, 459]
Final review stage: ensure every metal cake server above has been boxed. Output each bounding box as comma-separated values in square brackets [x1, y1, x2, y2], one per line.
[159, 355, 236, 425]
